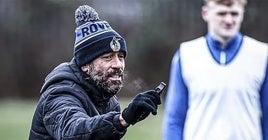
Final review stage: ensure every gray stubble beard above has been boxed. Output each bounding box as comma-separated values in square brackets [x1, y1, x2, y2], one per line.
[85, 64, 124, 95]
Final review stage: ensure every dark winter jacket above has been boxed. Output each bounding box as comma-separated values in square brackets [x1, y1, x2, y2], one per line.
[29, 58, 127, 140]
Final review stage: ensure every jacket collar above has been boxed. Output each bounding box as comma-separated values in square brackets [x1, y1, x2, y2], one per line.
[206, 33, 242, 51]
[205, 33, 243, 65]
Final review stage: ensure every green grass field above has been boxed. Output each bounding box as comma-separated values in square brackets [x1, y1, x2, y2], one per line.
[0, 99, 164, 140]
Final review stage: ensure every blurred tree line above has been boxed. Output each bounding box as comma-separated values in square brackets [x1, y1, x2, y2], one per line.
[0, 0, 267, 99]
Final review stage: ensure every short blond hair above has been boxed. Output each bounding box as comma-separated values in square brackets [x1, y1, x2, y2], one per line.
[204, 0, 247, 6]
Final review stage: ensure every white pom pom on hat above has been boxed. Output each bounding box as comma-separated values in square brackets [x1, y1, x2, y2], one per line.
[75, 5, 99, 26]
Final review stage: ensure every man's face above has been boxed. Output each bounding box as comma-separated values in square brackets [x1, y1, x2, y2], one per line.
[202, 1, 244, 43]
[82, 52, 125, 95]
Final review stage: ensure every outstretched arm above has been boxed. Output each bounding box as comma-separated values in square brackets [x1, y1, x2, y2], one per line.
[43, 93, 126, 140]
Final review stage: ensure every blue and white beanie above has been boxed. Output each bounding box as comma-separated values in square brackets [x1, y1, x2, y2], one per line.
[74, 5, 127, 67]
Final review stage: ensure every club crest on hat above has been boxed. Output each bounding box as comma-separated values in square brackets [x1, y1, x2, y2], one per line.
[110, 36, 121, 52]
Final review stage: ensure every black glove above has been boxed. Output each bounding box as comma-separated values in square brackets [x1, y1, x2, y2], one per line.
[122, 90, 161, 125]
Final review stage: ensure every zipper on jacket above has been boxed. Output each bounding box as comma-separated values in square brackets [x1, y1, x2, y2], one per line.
[220, 51, 226, 65]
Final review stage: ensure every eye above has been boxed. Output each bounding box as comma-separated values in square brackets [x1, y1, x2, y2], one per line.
[231, 12, 239, 17]
[119, 54, 125, 59]
[217, 12, 227, 16]
[101, 54, 113, 60]
[117, 53, 125, 61]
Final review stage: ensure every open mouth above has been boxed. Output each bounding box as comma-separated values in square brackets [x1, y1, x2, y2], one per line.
[108, 75, 122, 81]
[107, 72, 123, 81]
[107, 69, 123, 81]
[224, 23, 234, 30]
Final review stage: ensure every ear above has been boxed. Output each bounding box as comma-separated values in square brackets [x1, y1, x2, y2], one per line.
[81, 65, 89, 73]
[201, 6, 209, 22]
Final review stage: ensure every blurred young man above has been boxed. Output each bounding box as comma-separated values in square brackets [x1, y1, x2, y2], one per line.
[29, 5, 162, 140]
[163, 0, 268, 139]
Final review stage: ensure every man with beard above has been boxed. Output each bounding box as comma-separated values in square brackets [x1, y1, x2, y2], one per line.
[29, 5, 162, 140]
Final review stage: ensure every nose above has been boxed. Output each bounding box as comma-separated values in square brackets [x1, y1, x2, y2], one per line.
[224, 13, 234, 24]
[111, 56, 124, 69]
